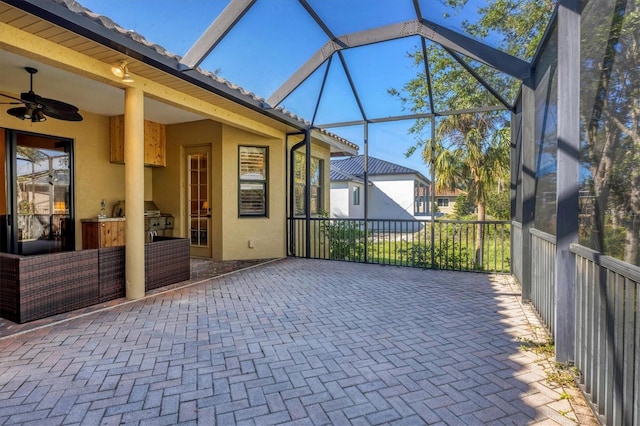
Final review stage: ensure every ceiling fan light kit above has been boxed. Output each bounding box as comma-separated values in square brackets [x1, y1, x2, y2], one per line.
[34, 109, 47, 122]
[23, 105, 34, 119]
[7, 106, 46, 122]
[0, 66, 82, 122]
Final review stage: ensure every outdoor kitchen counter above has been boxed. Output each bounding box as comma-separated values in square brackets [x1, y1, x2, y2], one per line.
[81, 217, 126, 249]
[80, 217, 126, 222]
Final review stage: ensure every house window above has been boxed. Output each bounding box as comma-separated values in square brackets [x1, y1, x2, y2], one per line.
[414, 182, 429, 214]
[2, 130, 75, 255]
[353, 186, 360, 206]
[294, 152, 323, 216]
[437, 198, 449, 207]
[239, 146, 267, 216]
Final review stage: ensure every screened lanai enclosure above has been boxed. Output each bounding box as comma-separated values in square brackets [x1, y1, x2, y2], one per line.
[2, 0, 640, 424]
[510, 2, 640, 424]
[169, 0, 534, 272]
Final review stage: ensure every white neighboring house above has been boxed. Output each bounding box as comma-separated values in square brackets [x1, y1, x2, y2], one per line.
[330, 155, 432, 220]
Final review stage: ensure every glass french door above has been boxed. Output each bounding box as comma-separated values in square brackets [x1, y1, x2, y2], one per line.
[187, 147, 211, 257]
[1, 129, 74, 255]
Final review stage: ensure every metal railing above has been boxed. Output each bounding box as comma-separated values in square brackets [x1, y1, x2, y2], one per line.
[530, 229, 556, 337]
[572, 243, 639, 426]
[288, 217, 510, 273]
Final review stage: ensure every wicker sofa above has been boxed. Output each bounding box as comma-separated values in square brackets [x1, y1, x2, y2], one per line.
[0, 237, 190, 323]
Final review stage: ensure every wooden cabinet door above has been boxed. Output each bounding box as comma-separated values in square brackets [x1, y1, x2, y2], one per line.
[82, 221, 125, 249]
[144, 120, 166, 167]
[101, 221, 125, 247]
[82, 222, 100, 249]
[109, 115, 166, 167]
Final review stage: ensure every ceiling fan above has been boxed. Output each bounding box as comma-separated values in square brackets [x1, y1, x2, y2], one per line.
[0, 67, 83, 122]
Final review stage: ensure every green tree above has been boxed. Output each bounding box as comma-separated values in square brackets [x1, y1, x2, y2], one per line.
[453, 192, 474, 218]
[424, 113, 509, 265]
[391, 43, 511, 266]
[486, 173, 511, 220]
[457, 0, 557, 61]
[423, 114, 510, 222]
[390, 0, 554, 265]
[577, 0, 640, 265]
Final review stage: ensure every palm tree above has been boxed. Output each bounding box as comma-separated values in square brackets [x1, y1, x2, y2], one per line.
[422, 112, 510, 266]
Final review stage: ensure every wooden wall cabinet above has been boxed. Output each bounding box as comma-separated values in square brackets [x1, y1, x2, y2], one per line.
[109, 115, 166, 167]
[81, 218, 126, 249]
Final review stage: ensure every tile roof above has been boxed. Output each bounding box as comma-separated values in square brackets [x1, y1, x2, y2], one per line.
[331, 155, 430, 183]
[52, 0, 358, 153]
[435, 189, 465, 196]
[329, 165, 365, 183]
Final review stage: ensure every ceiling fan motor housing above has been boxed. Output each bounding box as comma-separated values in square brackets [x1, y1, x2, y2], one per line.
[20, 91, 43, 106]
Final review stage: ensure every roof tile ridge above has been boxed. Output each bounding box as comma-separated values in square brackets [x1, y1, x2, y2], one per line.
[55, 0, 357, 151]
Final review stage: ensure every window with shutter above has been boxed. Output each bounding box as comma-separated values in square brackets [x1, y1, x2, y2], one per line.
[239, 146, 267, 216]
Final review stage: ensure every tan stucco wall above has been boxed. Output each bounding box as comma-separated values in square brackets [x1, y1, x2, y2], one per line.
[159, 123, 338, 260]
[1, 22, 346, 261]
[2, 110, 339, 261]
[159, 119, 223, 258]
[0, 109, 136, 249]
[164, 120, 301, 261]
[221, 124, 286, 260]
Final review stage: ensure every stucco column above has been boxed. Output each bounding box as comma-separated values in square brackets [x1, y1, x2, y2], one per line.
[124, 87, 145, 300]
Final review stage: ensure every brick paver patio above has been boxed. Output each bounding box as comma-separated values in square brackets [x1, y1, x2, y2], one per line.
[0, 258, 596, 425]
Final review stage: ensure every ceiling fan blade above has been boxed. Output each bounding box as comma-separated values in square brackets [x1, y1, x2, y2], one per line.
[0, 101, 23, 105]
[42, 108, 83, 122]
[0, 92, 25, 102]
[6, 68, 82, 122]
[6, 107, 29, 119]
[40, 97, 79, 114]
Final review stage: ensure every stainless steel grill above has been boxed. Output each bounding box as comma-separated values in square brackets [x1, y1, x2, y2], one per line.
[144, 201, 161, 217]
[112, 200, 173, 242]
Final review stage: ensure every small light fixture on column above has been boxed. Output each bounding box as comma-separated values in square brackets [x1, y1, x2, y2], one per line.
[111, 61, 134, 83]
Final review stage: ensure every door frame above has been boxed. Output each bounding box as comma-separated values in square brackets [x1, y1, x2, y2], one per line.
[2, 128, 75, 255]
[185, 145, 212, 258]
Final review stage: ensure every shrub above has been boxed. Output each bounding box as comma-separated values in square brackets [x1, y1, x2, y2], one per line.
[319, 217, 366, 261]
[398, 239, 473, 270]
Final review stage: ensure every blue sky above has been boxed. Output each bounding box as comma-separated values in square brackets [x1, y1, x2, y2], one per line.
[76, 0, 509, 179]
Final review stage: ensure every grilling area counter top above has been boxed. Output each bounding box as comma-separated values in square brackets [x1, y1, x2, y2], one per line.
[80, 217, 126, 222]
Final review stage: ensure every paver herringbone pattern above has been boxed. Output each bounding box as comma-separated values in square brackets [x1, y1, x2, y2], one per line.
[0, 259, 581, 425]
